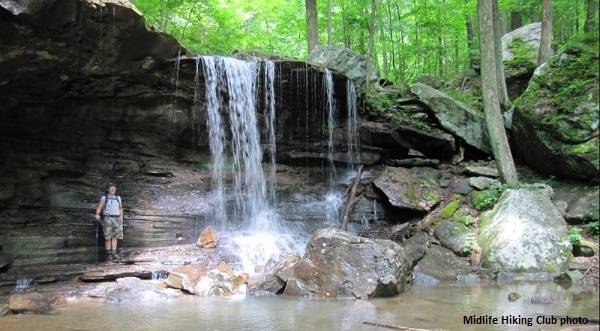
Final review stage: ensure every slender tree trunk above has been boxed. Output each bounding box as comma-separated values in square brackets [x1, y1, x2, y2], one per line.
[327, 0, 333, 45]
[492, 0, 511, 108]
[395, 2, 406, 84]
[510, 11, 522, 31]
[305, 0, 319, 54]
[584, 0, 598, 33]
[380, 23, 390, 80]
[341, 2, 350, 48]
[365, 0, 378, 91]
[539, 0, 553, 65]
[499, 11, 508, 36]
[159, 0, 166, 32]
[477, 0, 519, 186]
[465, 0, 476, 69]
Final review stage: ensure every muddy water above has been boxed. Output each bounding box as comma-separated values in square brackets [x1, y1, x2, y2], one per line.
[0, 281, 597, 331]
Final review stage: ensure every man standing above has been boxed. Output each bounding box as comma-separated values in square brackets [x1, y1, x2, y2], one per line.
[94, 183, 124, 261]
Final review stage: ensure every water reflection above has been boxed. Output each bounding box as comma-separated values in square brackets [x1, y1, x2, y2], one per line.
[0, 281, 597, 331]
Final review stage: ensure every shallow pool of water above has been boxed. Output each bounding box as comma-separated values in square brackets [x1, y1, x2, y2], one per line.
[1, 281, 597, 331]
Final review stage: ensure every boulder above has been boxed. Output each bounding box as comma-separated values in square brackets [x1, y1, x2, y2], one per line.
[402, 231, 430, 264]
[360, 120, 456, 161]
[250, 253, 301, 296]
[306, 45, 378, 88]
[410, 83, 491, 154]
[552, 182, 599, 224]
[373, 166, 442, 212]
[501, 23, 541, 100]
[434, 219, 472, 257]
[479, 189, 572, 276]
[8, 292, 54, 314]
[106, 277, 181, 301]
[412, 245, 476, 284]
[284, 228, 412, 299]
[197, 226, 218, 248]
[501, 23, 541, 63]
[192, 269, 248, 297]
[512, 37, 599, 181]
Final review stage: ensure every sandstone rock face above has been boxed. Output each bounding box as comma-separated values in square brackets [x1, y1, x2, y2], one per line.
[410, 83, 491, 155]
[306, 46, 378, 88]
[479, 189, 572, 277]
[284, 228, 412, 299]
[0, 0, 363, 270]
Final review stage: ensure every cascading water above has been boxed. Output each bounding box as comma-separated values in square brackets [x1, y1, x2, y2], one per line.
[199, 56, 302, 272]
[263, 61, 277, 208]
[324, 68, 337, 188]
[196, 58, 362, 272]
[346, 80, 360, 169]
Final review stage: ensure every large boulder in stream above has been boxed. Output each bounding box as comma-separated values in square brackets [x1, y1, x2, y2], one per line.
[284, 228, 412, 299]
[479, 188, 572, 278]
[410, 83, 491, 155]
[412, 244, 476, 284]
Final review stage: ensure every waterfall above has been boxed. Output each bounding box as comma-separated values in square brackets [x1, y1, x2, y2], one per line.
[199, 56, 274, 231]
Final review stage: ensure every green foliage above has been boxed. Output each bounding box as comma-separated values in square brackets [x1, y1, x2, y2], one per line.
[568, 227, 583, 245]
[505, 37, 538, 68]
[456, 215, 475, 228]
[471, 184, 508, 211]
[589, 221, 600, 237]
[128, 0, 595, 92]
[461, 233, 477, 255]
[441, 198, 460, 219]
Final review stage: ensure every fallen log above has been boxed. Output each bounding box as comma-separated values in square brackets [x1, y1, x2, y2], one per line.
[340, 164, 364, 231]
[362, 321, 433, 331]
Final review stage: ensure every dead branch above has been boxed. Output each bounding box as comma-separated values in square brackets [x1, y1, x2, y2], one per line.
[363, 321, 433, 331]
[341, 164, 364, 231]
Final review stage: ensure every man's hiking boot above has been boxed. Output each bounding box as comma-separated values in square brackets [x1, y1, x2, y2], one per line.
[111, 250, 122, 260]
[106, 251, 114, 261]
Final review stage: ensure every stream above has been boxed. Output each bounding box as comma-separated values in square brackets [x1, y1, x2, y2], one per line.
[0, 281, 597, 331]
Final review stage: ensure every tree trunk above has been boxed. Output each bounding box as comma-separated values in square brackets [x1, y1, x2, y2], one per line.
[492, 0, 511, 109]
[510, 11, 522, 31]
[465, 0, 476, 70]
[477, 0, 519, 187]
[365, 0, 378, 91]
[538, 0, 553, 65]
[305, 0, 319, 54]
[584, 0, 598, 33]
[327, 0, 333, 45]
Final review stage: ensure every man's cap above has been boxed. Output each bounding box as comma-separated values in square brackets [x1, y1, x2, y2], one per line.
[106, 182, 117, 188]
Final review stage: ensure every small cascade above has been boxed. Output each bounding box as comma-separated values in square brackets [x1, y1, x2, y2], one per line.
[150, 270, 169, 281]
[346, 80, 360, 169]
[15, 278, 33, 289]
[263, 61, 277, 207]
[201, 56, 226, 228]
[323, 68, 337, 188]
